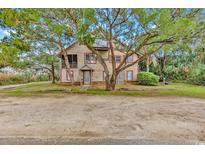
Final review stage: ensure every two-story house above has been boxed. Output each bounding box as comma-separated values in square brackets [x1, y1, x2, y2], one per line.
[58, 40, 139, 85]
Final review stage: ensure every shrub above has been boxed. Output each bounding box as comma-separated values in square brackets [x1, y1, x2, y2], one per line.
[0, 73, 24, 85]
[35, 74, 49, 82]
[0, 73, 49, 86]
[137, 72, 160, 86]
[188, 64, 205, 86]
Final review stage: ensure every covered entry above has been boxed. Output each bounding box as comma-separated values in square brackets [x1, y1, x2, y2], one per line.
[80, 65, 94, 85]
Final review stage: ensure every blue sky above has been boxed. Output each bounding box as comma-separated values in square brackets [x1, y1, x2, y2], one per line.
[0, 28, 10, 39]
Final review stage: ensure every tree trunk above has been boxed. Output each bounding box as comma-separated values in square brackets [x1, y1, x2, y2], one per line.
[108, 71, 118, 91]
[110, 75, 117, 90]
[109, 38, 117, 91]
[162, 55, 166, 72]
[146, 55, 150, 72]
[51, 62, 55, 84]
[105, 73, 112, 91]
[104, 73, 118, 91]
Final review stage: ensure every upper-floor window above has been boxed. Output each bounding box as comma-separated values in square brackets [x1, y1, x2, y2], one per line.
[109, 55, 121, 63]
[126, 55, 133, 63]
[68, 54, 78, 68]
[85, 53, 96, 64]
[62, 54, 78, 68]
[115, 55, 121, 63]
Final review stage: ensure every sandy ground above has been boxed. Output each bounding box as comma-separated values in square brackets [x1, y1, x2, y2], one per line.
[0, 94, 205, 144]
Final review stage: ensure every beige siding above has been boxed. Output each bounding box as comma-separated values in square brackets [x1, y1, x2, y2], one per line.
[60, 43, 138, 83]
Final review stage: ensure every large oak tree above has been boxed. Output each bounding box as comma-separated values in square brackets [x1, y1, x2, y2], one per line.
[0, 9, 204, 90]
[66, 8, 203, 90]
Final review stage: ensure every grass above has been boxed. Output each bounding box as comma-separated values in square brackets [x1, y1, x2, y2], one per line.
[0, 82, 205, 99]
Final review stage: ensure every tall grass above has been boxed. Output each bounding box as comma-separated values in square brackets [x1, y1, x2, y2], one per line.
[0, 73, 49, 86]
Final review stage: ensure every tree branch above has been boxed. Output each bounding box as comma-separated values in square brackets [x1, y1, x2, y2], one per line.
[118, 44, 164, 72]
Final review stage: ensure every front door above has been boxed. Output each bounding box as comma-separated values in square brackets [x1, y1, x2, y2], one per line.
[83, 71, 91, 85]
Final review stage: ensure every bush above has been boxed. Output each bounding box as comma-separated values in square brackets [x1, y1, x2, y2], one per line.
[137, 72, 160, 86]
[0, 73, 23, 85]
[35, 74, 49, 82]
[0, 73, 49, 86]
[188, 64, 205, 86]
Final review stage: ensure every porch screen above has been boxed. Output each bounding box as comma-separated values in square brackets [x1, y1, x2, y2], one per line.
[61, 55, 78, 68]
[68, 54, 77, 68]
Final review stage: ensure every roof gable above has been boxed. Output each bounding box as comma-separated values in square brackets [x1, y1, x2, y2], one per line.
[80, 64, 94, 71]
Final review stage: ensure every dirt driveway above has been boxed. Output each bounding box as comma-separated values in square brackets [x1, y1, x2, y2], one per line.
[0, 94, 205, 144]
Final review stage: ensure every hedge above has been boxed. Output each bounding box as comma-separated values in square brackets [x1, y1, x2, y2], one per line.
[137, 72, 160, 86]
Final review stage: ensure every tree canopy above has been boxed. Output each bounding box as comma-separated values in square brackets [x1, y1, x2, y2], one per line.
[0, 8, 204, 89]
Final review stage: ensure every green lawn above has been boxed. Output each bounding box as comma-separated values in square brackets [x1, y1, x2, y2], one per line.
[0, 82, 205, 99]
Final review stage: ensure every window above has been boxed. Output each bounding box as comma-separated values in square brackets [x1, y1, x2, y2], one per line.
[85, 53, 96, 64]
[68, 54, 77, 68]
[66, 70, 74, 81]
[115, 55, 121, 63]
[109, 55, 121, 63]
[61, 55, 77, 68]
[126, 55, 133, 63]
[127, 70, 133, 81]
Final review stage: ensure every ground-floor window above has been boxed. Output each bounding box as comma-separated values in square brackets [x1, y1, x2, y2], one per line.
[117, 71, 125, 83]
[66, 70, 74, 81]
[127, 70, 133, 81]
